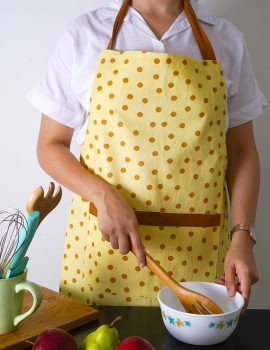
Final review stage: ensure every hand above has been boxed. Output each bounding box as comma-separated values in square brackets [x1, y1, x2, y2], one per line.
[94, 184, 146, 268]
[216, 231, 259, 314]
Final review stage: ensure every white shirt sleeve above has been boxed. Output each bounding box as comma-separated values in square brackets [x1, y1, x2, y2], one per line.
[26, 19, 85, 129]
[227, 33, 268, 128]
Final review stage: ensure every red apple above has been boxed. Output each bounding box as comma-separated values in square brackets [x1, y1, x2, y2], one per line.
[116, 336, 155, 350]
[32, 328, 79, 350]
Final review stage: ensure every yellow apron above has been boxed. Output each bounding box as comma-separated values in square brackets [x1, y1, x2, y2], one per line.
[59, 0, 229, 306]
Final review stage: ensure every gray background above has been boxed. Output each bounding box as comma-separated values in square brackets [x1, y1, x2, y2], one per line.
[0, 0, 269, 308]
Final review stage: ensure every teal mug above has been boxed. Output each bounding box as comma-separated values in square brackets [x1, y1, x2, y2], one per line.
[0, 269, 42, 335]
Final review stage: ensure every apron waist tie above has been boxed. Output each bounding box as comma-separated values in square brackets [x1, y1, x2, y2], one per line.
[87, 201, 221, 227]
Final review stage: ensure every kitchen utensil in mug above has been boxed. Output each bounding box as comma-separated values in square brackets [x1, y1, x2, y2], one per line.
[4, 211, 40, 279]
[0, 269, 42, 335]
[0, 209, 28, 279]
[26, 182, 62, 226]
[134, 250, 224, 315]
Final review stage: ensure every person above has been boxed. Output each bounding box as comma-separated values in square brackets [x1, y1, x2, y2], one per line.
[26, 0, 267, 312]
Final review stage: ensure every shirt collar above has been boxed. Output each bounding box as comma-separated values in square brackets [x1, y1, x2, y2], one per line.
[99, 0, 217, 26]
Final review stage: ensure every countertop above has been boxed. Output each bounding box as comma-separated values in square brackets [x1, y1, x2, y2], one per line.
[70, 307, 270, 350]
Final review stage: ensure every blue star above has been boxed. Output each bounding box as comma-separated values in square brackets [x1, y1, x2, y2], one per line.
[185, 321, 191, 327]
[209, 322, 216, 328]
[168, 316, 175, 325]
[226, 320, 233, 328]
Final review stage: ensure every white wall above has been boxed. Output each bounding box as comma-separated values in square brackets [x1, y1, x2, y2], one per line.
[0, 0, 269, 308]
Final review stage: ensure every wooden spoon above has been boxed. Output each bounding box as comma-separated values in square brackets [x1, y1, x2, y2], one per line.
[26, 182, 62, 226]
[135, 250, 224, 315]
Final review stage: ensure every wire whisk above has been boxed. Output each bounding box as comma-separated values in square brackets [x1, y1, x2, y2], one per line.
[0, 209, 29, 278]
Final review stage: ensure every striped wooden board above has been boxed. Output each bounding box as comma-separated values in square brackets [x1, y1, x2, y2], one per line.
[0, 285, 98, 350]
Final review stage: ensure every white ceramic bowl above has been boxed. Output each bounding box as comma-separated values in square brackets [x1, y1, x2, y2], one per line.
[157, 281, 244, 346]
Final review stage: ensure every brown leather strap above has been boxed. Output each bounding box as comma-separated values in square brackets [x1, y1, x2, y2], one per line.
[184, 0, 216, 60]
[89, 201, 221, 227]
[107, 0, 216, 60]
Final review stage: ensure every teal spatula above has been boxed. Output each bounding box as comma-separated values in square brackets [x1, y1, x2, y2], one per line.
[5, 211, 40, 278]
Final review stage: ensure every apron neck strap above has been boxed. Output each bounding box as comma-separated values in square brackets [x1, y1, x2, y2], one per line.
[106, 0, 216, 61]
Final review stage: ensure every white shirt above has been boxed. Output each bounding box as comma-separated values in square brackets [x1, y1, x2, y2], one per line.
[26, 0, 268, 145]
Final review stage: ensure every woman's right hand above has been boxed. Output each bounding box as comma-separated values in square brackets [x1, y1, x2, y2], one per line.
[93, 184, 146, 268]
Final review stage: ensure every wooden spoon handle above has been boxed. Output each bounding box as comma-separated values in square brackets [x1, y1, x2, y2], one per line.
[133, 249, 190, 296]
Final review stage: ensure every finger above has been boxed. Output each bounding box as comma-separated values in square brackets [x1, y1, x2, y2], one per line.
[225, 265, 237, 297]
[238, 272, 251, 314]
[109, 234, 119, 249]
[129, 231, 146, 268]
[118, 233, 131, 255]
[215, 277, 225, 285]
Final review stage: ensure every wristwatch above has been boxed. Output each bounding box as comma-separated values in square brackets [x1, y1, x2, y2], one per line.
[230, 224, 257, 244]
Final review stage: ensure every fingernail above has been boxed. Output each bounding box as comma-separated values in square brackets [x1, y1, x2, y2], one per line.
[140, 262, 145, 269]
[227, 288, 234, 297]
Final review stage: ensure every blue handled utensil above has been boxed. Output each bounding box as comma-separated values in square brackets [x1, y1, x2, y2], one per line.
[6, 256, 29, 278]
[5, 211, 40, 279]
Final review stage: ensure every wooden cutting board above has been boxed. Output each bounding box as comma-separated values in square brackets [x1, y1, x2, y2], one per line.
[0, 285, 99, 350]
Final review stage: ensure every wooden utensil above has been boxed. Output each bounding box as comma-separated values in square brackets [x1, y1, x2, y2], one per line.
[26, 182, 62, 226]
[136, 250, 224, 315]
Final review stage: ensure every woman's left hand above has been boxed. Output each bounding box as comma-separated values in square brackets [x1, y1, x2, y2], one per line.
[215, 231, 259, 314]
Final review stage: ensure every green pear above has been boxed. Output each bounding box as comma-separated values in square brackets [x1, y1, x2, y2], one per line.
[80, 316, 121, 350]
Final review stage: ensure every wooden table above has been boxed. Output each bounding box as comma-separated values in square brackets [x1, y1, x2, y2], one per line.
[69, 307, 270, 350]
